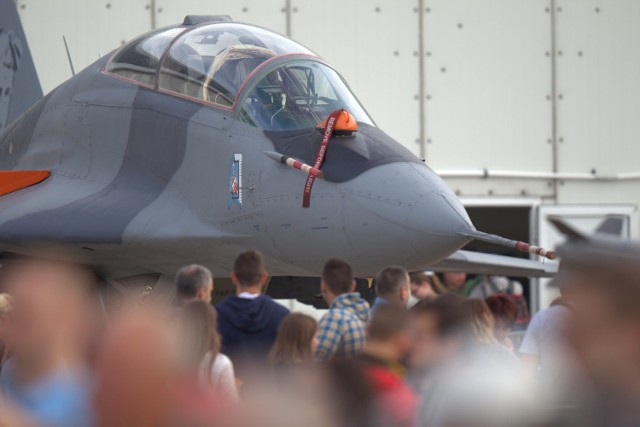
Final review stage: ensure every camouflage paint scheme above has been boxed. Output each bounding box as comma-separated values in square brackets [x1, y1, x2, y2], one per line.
[0, 8, 555, 282]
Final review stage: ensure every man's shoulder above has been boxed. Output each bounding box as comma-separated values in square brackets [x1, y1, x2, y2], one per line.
[215, 296, 235, 314]
[321, 305, 348, 321]
[216, 295, 237, 307]
[321, 306, 366, 330]
[257, 295, 289, 316]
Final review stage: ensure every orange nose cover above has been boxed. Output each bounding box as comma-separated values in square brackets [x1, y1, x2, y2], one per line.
[0, 170, 50, 197]
[316, 109, 358, 134]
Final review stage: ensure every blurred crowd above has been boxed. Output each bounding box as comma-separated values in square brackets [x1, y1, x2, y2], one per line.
[0, 244, 639, 427]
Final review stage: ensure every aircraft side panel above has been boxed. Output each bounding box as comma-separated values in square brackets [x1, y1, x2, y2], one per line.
[0, 58, 212, 244]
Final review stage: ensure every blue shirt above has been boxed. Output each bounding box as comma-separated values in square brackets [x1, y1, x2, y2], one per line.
[370, 296, 391, 318]
[0, 358, 94, 427]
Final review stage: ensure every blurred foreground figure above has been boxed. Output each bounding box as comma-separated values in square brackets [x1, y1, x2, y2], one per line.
[407, 294, 468, 389]
[93, 309, 177, 427]
[0, 293, 13, 370]
[548, 219, 640, 427]
[0, 259, 96, 427]
[94, 306, 234, 427]
[412, 295, 539, 427]
[357, 304, 417, 427]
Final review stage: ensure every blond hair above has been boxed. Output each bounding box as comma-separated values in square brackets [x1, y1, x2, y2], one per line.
[464, 298, 496, 344]
[269, 313, 317, 365]
[0, 293, 12, 316]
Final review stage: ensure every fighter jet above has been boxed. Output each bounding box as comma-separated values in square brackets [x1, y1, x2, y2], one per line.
[0, 3, 556, 288]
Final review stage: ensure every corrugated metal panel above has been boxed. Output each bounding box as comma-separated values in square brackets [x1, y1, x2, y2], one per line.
[424, 0, 554, 197]
[153, 0, 287, 34]
[17, 0, 151, 93]
[291, 0, 421, 156]
[555, 0, 640, 176]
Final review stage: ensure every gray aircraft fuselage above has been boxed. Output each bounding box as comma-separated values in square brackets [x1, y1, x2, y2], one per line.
[0, 19, 475, 280]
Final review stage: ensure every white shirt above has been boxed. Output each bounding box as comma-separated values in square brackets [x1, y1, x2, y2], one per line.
[237, 292, 260, 300]
[199, 352, 238, 401]
[520, 305, 569, 357]
[520, 304, 572, 384]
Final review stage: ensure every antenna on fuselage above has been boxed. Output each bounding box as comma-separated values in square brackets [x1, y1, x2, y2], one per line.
[62, 35, 76, 76]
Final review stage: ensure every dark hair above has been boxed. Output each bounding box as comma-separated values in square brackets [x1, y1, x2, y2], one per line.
[410, 272, 447, 295]
[269, 313, 317, 365]
[175, 264, 212, 300]
[324, 359, 376, 427]
[485, 294, 518, 327]
[178, 301, 221, 369]
[322, 258, 353, 295]
[368, 304, 410, 341]
[411, 293, 467, 337]
[233, 249, 265, 286]
[374, 266, 409, 298]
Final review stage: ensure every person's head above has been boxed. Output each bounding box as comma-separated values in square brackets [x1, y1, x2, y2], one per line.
[408, 293, 467, 370]
[557, 264, 640, 397]
[231, 249, 268, 292]
[485, 294, 517, 344]
[94, 310, 179, 427]
[269, 313, 318, 365]
[321, 258, 355, 304]
[409, 272, 445, 301]
[175, 264, 213, 304]
[1, 258, 95, 365]
[438, 272, 467, 291]
[374, 266, 410, 305]
[0, 293, 13, 342]
[464, 298, 496, 345]
[366, 304, 412, 362]
[323, 359, 376, 427]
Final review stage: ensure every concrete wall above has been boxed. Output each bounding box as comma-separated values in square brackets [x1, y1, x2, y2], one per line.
[16, 0, 640, 231]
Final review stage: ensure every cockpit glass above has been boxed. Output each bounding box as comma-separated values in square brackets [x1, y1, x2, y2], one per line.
[106, 26, 183, 86]
[239, 60, 373, 131]
[157, 23, 313, 106]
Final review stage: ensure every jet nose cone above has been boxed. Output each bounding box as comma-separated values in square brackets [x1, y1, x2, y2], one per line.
[343, 163, 473, 270]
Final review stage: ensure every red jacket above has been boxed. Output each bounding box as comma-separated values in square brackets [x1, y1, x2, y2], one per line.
[359, 354, 418, 427]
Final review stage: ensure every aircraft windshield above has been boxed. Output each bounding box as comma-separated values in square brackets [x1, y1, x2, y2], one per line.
[239, 60, 373, 131]
[106, 26, 183, 86]
[157, 23, 313, 107]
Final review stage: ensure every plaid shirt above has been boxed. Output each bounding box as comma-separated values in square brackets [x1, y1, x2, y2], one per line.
[316, 292, 370, 361]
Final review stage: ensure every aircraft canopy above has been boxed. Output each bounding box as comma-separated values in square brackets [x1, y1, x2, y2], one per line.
[105, 22, 372, 130]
